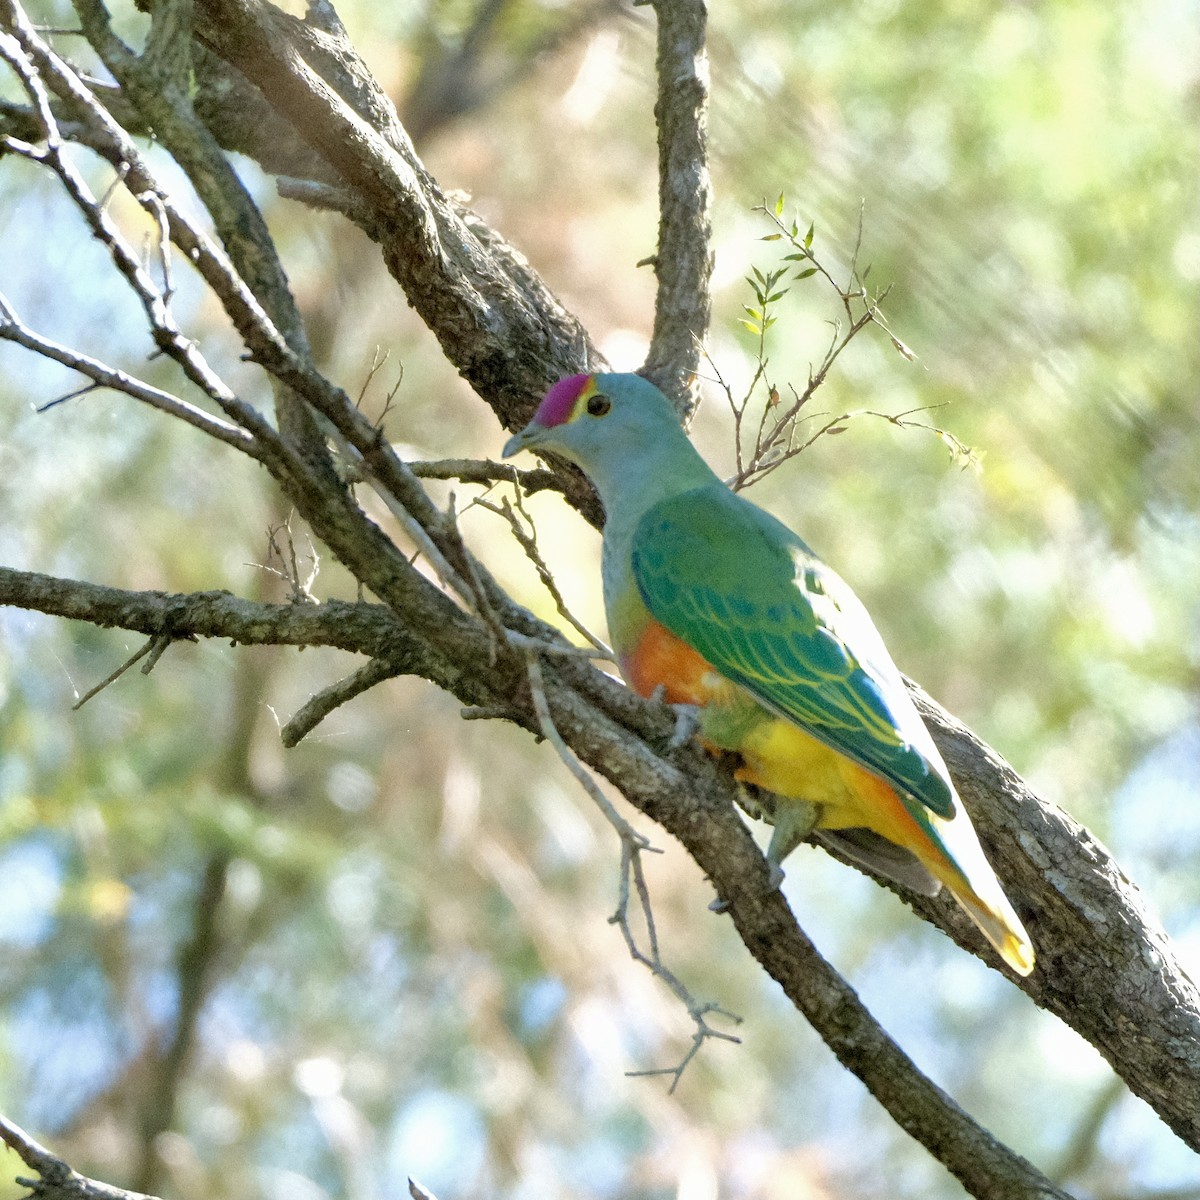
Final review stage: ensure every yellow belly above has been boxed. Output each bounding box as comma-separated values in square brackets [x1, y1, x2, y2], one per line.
[735, 715, 929, 852]
[619, 613, 929, 853]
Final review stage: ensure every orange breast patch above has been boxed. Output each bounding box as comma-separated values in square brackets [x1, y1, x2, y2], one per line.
[621, 619, 723, 706]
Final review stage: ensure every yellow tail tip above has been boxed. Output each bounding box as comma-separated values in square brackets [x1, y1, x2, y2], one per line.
[949, 883, 1036, 976]
[999, 934, 1036, 977]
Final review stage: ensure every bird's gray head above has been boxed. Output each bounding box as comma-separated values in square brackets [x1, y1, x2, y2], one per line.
[501, 373, 685, 478]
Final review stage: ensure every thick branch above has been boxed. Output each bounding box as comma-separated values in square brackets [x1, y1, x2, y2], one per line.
[189, 0, 603, 431]
[528, 658, 1071, 1198]
[640, 0, 713, 414]
[911, 687, 1200, 1149]
[2, 560, 1183, 1192]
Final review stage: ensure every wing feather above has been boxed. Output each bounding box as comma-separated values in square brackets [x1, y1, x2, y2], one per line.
[631, 485, 955, 819]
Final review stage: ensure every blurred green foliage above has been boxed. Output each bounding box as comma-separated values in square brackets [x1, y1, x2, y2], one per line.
[2, 0, 1199, 1197]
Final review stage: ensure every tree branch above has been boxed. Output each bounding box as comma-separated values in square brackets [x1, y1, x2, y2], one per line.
[0, 1116, 157, 1200]
[640, 0, 713, 413]
[5, 557, 1193, 1189]
[70, 0, 331, 461]
[0, 293, 258, 454]
[4, 1, 1197, 1190]
[281, 655, 403, 746]
[188, 0, 605, 436]
[911, 686, 1200, 1150]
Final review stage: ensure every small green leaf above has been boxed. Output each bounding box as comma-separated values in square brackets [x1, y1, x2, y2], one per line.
[761, 233, 782, 241]
[740, 319, 761, 335]
[804, 222, 815, 249]
[774, 192, 786, 217]
[795, 267, 818, 280]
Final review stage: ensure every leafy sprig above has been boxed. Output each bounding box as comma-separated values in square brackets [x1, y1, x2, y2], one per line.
[713, 196, 976, 489]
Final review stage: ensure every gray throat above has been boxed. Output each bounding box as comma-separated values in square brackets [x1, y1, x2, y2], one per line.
[589, 437, 719, 621]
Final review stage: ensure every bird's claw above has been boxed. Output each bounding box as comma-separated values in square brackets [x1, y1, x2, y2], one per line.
[763, 799, 819, 894]
[668, 702, 702, 749]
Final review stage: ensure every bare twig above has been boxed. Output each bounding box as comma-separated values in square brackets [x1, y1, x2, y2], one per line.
[70, 634, 161, 710]
[473, 491, 610, 654]
[524, 648, 738, 1087]
[410, 457, 566, 499]
[261, 518, 321, 605]
[281, 657, 403, 747]
[524, 648, 646, 842]
[446, 491, 507, 650]
[616, 831, 743, 1091]
[0, 292, 258, 453]
[503, 630, 611, 661]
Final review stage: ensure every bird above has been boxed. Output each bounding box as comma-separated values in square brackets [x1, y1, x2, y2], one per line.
[503, 371, 1034, 975]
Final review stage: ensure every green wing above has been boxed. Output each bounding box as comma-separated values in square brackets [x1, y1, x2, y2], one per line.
[631, 485, 954, 818]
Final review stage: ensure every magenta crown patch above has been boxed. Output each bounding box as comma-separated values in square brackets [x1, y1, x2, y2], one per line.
[533, 373, 593, 427]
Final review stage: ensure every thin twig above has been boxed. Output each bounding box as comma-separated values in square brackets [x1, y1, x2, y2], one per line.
[262, 517, 321, 604]
[0, 292, 258, 453]
[281, 657, 402, 747]
[615, 832, 743, 1092]
[504, 630, 612, 660]
[0, 19, 291, 461]
[711, 202, 953, 490]
[447, 490, 507, 653]
[524, 648, 739, 1088]
[473, 491, 610, 655]
[70, 636, 155, 710]
[410, 457, 565, 498]
[524, 649, 646, 841]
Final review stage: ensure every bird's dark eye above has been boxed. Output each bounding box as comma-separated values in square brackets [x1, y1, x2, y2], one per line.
[586, 395, 611, 417]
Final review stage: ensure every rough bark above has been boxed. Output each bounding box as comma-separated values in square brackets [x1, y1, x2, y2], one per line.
[3, 1, 1198, 1196]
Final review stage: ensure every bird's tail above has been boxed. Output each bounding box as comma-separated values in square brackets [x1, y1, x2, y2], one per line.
[944, 870, 1036, 977]
[830, 762, 1037, 975]
[820, 821, 1036, 976]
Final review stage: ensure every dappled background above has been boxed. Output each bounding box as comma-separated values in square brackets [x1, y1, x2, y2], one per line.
[2, 0, 1200, 1196]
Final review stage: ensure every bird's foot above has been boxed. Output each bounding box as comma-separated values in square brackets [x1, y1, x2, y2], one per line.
[764, 800, 820, 892]
[668, 703, 702, 749]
